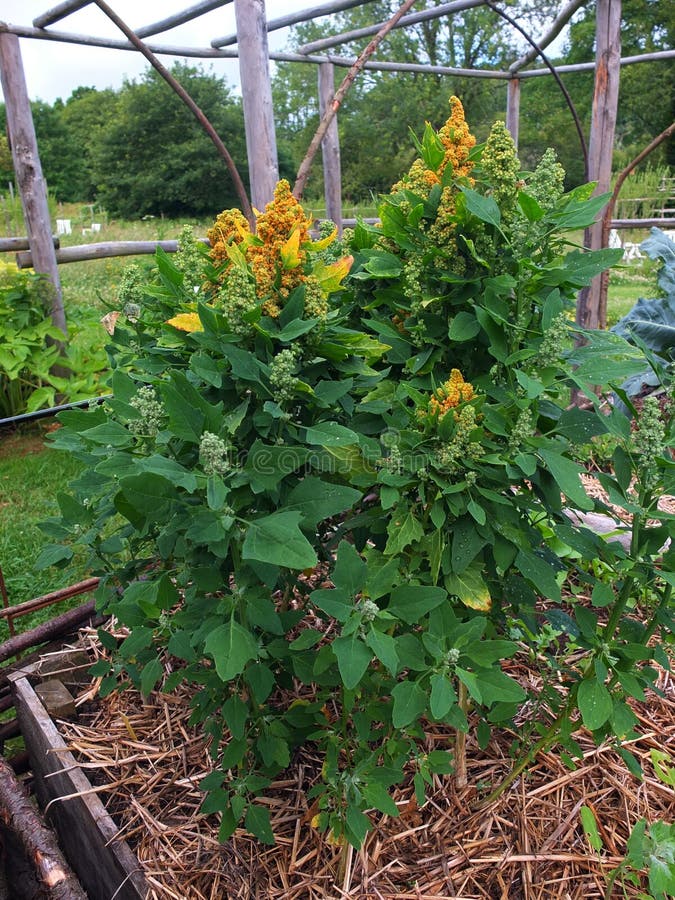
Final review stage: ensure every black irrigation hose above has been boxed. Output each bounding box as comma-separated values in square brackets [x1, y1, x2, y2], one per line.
[0, 395, 112, 429]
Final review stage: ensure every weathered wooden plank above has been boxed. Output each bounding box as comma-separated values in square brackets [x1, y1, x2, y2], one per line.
[0, 235, 59, 253]
[10, 672, 148, 900]
[234, 0, 279, 210]
[32, 0, 93, 29]
[506, 77, 520, 148]
[576, 0, 622, 331]
[212, 0, 369, 46]
[15, 239, 189, 268]
[136, 0, 230, 39]
[0, 28, 66, 335]
[318, 63, 343, 233]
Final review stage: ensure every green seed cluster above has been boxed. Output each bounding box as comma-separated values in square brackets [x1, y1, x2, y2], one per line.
[359, 599, 380, 623]
[508, 407, 533, 456]
[269, 348, 299, 402]
[218, 266, 258, 334]
[632, 395, 666, 492]
[528, 148, 565, 210]
[434, 406, 483, 473]
[304, 275, 329, 320]
[129, 385, 164, 437]
[481, 121, 520, 213]
[535, 313, 570, 368]
[199, 431, 231, 476]
[118, 264, 144, 310]
[175, 225, 205, 295]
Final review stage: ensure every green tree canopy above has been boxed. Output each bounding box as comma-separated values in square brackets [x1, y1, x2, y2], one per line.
[91, 63, 248, 218]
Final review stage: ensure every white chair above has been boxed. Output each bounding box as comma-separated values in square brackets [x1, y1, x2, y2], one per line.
[56, 219, 72, 235]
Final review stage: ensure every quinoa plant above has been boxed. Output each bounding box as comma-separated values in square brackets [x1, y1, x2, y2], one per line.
[40, 101, 675, 853]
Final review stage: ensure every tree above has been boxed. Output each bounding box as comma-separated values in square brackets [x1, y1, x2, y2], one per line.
[91, 63, 248, 218]
[61, 86, 118, 201]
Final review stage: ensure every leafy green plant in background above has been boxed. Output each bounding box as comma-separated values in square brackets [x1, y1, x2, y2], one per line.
[610, 228, 675, 403]
[0, 260, 108, 417]
[41, 99, 675, 854]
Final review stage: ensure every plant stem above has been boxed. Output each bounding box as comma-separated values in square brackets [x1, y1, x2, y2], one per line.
[455, 680, 468, 789]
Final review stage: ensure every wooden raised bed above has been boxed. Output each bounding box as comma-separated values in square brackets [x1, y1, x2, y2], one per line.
[9, 662, 148, 900]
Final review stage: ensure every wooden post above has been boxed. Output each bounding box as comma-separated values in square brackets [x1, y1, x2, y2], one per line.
[0, 27, 66, 336]
[575, 0, 621, 331]
[318, 63, 343, 234]
[233, 0, 279, 212]
[506, 77, 520, 148]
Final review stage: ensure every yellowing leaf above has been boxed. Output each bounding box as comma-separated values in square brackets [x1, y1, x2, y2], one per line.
[306, 225, 337, 252]
[280, 227, 303, 269]
[166, 312, 203, 332]
[445, 564, 492, 611]
[313, 256, 354, 295]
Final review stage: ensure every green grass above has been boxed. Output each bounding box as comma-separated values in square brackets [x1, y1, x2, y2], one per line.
[0, 430, 87, 640]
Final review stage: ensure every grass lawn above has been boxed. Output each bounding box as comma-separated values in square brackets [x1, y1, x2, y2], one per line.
[0, 428, 88, 639]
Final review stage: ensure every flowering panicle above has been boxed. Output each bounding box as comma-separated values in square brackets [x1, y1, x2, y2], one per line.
[217, 266, 258, 334]
[527, 148, 565, 211]
[118, 264, 145, 310]
[206, 208, 250, 269]
[481, 121, 520, 212]
[175, 225, 206, 295]
[199, 432, 232, 477]
[632, 395, 667, 492]
[129, 385, 164, 437]
[433, 405, 484, 473]
[426, 369, 475, 421]
[269, 348, 299, 402]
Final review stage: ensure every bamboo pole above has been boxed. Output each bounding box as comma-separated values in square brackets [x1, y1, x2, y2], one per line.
[294, 0, 419, 199]
[318, 63, 343, 233]
[234, 0, 280, 211]
[0, 27, 66, 337]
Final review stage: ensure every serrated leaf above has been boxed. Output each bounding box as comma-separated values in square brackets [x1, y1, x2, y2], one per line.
[245, 805, 275, 844]
[362, 782, 400, 818]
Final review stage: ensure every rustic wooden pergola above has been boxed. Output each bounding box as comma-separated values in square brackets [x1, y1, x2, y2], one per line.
[0, 0, 673, 335]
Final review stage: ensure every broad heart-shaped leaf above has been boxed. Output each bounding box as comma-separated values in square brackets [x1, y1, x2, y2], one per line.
[333, 540, 367, 596]
[205, 615, 258, 682]
[286, 477, 361, 528]
[391, 680, 427, 728]
[445, 564, 491, 612]
[460, 188, 501, 228]
[332, 633, 372, 689]
[387, 585, 447, 624]
[577, 678, 613, 731]
[448, 311, 481, 342]
[242, 510, 317, 570]
[538, 449, 593, 511]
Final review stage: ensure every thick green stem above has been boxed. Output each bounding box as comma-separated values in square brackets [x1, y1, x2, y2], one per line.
[455, 680, 468, 789]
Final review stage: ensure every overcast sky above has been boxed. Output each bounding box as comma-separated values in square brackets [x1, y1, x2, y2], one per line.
[0, 0, 315, 104]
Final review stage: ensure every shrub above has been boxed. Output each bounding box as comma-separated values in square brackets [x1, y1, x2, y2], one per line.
[42, 100, 675, 852]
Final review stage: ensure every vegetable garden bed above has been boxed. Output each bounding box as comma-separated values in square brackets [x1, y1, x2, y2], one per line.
[11, 628, 675, 900]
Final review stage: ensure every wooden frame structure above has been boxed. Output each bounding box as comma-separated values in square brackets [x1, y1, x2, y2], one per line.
[0, 0, 674, 332]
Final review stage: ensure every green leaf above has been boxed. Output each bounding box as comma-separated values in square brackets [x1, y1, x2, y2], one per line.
[365, 627, 399, 675]
[245, 805, 275, 845]
[245, 663, 275, 703]
[34, 544, 73, 570]
[333, 541, 367, 595]
[515, 550, 562, 603]
[205, 616, 258, 682]
[222, 695, 248, 740]
[140, 656, 163, 697]
[391, 680, 427, 728]
[445, 564, 491, 611]
[430, 673, 457, 720]
[384, 510, 424, 555]
[305, 422, 361, 447]
[577, 678, 613, 730]
[243, 511, 317, 570]
[287, 477, 361, 527]
[387, 585, 447, 624]
[517, 191, 544, 222]
[137, 455, 197, 492]
[461, 188, 501, 228]
[580, 806, 603, 851]
[539, 449, 593, 511]
[345, 805, 371, 847]
[310, 588, 352, 622]
[449, 311, 481, 342]
[333, 634, 372, 689]
[84, 422, 134, 448]
[361, 249, 403, 278]
[361, 782, 400, 818]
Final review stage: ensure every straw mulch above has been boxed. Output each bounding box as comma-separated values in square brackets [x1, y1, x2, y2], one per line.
[54, 627, 675, 900]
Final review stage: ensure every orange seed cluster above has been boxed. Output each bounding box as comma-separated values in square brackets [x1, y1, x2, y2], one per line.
[428, 369, 475, 420]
